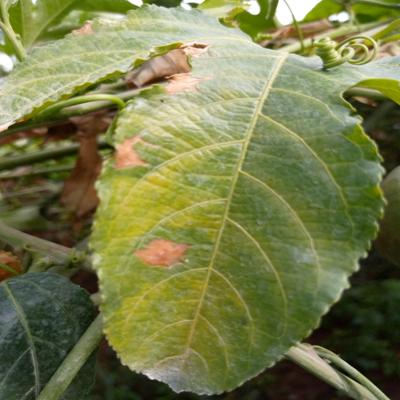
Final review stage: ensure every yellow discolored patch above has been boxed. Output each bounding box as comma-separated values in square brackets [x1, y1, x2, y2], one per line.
[135, 239, 189, 267]
[115, 137, 147, 169]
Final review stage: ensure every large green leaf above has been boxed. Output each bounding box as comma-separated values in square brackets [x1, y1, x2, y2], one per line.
[0, 273, 96, 399]
[87, 6, 400, 395]
[0, 7, 233, 131]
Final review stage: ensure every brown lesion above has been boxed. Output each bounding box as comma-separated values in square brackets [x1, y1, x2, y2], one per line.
[115, 136, 147, 169]
[135, 239, 189, 267]
[72, 22, 94, 36]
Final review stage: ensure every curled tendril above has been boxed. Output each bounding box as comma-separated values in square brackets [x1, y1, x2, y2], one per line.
[315, 36, 378, 70]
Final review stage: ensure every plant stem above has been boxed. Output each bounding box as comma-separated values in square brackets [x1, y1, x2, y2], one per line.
[345, 87, 387, 101]
[286, 344, 381, 400]
[0, 221, 72, 263]
[0, 88, 142, 140]
[353, 0, 400, 9]
[0, 164, 74, 179]
[281, 21, 385, 53]
[37, 314, 103, 400]
[315, 346, 391, 400]
[36, 94, 126, 120]
[0, 1, 26, 61]
[0, 140, 110, 171]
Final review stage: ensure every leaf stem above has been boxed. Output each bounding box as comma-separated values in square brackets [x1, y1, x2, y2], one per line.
[286, 343, 383, 400]
[280, 21, 386, 53]
[0, 88, 142, 140]
[0, 221, 81, 266]
[36, 94, 126, 120]
[345, 86, 388, 101]
[37, 314, 103, 400]
[0, 140, 110, 171]
[315, 346, 390, 400]
[0, 0, 26, 61]
[352, 0, 400, 9]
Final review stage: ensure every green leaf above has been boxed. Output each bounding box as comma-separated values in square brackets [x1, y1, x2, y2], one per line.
[233, 0, 277, 39]
[8, 0, 79, 47]
[76, 0, 135, 13]
[88, 7, 400, 395]
[0, 272, 96, 399]
[198, 0, 249, 19]
[0, 7, 232, 132]
[303, 0, 343, 22]
[375, 166, 400, 267]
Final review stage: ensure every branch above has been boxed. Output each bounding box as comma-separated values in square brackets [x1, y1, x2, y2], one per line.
[37, 314, 103, 400]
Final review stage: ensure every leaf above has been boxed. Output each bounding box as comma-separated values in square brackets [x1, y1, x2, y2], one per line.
[303, 0, 344, 22]
[0, 7, 232, 132]
[375, 166, 400, 267]
[233, 0, 278, 39]
[60, 113, 107, 217]
[198, 0, 249, 19]
[9, 0, 79, 47]
[89, 6, 400, 395]
[0, 272, 96, 399]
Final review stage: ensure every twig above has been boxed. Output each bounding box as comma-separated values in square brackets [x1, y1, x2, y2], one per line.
[37, 314, 103, 400]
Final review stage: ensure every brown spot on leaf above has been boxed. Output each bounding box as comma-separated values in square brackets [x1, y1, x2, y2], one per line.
[72, 22, 94, 36]
[181, 42, 209, 57]
[166, 73, 210, 95]
[115, 137, 147, 169]
[0, 251, 22, 281]
[135, 239, 189, 267]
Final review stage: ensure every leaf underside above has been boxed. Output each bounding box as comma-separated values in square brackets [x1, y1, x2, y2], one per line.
[89, 7, 400, 395]
[0, 273, 96, 400]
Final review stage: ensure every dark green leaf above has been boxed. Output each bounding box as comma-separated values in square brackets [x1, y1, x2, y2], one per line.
[0, 273, 96, 399]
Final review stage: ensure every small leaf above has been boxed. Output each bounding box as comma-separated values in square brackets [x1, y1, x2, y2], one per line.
[375, 166, 400, 267]
[0, 272, 96, 399]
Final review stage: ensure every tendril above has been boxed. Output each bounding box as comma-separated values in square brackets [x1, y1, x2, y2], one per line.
[315, 35, 378, 70]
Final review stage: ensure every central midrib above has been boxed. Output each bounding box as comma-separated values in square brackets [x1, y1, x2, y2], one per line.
[181, 52, 289, 369]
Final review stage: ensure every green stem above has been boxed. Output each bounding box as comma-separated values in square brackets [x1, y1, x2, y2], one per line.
[315, 346, 390, 400]
[0, 221, 72, 263]
[352, 0, 400, 9]
[0, 164, 74, 179]
[0, 140, 110, 171]
[0, 1, 26, 61]
[281, 21, 386, 53]
[286, 344, 381, 400]
[345, 86, 387, 101]
[37, 314, 103, 400]
[0, 88, 141, 140]
[282, 0, 305, 52]
[36, 94, 126, 120]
